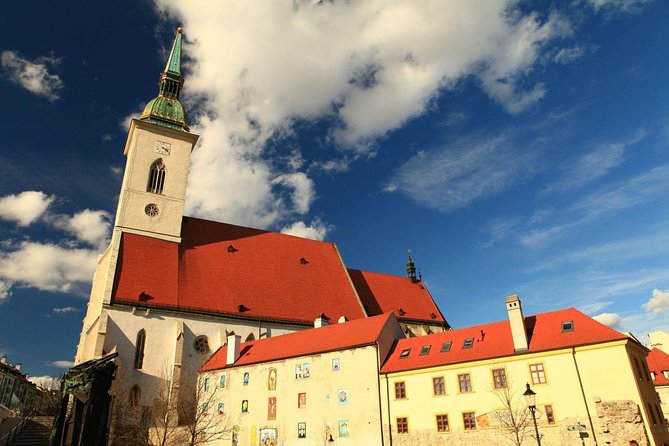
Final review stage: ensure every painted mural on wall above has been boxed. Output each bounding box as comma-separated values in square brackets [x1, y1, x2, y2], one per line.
[297, 422, 306, 439]
[338, 389, 348, 405]
[268, 368, 277, 390]
[332, 358, 340, 371]
[243, 372, 249, 385]
[267, 396, 277, 420]
[242, 399, 248, 413]
[339, 420, 349, 438]
[219, 374, 226, 388]
[295, 363, 310, 379]
[259, 427, 277, 446]
[298, 392, 306, 408]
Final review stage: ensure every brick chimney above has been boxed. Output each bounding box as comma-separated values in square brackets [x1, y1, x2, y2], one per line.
[506, 295, 528, 352]
[226, 334, 241, 366]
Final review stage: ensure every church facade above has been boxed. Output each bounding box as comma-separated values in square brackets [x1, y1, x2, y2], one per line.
[74, 29, 447, 414]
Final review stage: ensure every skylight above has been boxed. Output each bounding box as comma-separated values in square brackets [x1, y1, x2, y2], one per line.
[419, 345, 431, 356]
[561, 321, 574, 332]
[440, 342, 452, 353]
[399, 348, 411, 359]
[463, 338, 474, 349]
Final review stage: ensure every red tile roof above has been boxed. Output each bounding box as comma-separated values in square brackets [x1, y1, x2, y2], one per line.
[112, 217, 367, 325]
[201, 313, 397, 371]
[348, 269, 448, 326]
[647, 348, 669, 386]
[380, 308, 626, 373]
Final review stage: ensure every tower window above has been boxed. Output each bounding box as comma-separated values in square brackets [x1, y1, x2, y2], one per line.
[129, 385, 141, 406]
[147, 159, 166, 194]
[134, 329, 146, 369]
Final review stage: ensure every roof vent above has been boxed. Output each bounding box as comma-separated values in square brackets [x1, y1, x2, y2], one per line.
[430, 312, 437, 319]
[238, 304, 249, 313]
[463, 338, 474, 349]
[398, 308, 406, 316]
[338, 316, 348, 324]
[138, 292, 153, 302]
[227, 245, 238, 253]
[479, 330, 485, 341]
[314, 313, 330, 328]
[300, 257, 309, 265]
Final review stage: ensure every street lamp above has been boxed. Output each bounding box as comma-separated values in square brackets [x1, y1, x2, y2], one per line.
[523, 383, 542, 446]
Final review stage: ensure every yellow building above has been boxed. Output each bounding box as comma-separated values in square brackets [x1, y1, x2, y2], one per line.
[648, 348, 669, 425]
[379, 296, 669, 446]
[200, 313, 404, 445]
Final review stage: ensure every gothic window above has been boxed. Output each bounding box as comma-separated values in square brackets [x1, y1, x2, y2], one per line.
[134, 329, 146, 369]
[194, 335, 210, 354]
[129, 385, 141, 406]
[245, 333, 255, 342]
[147, 159, 166, 194]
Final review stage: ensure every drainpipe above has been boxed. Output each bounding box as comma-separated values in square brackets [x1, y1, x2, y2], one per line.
[572, 347, 599, 445]
[384, 372, 393, 446]
[375, 343, 385, 446]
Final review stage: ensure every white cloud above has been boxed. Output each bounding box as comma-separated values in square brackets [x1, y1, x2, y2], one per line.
[643, 289, 669, 316]
[281, 220, 329, 241]
[0, 51, 63, 101]
[579, 301, 613, 314]
[53, 306, 79, 314]
[520, 163, 669, 248]
[0, 242, 97, 297]
[541, 131, 644, 195]
[0, 279, 11, 300]
[593, 312, 623, 331]
[385, 134, 537, 212]
[587, 0, 653, 14]
[481, 217, 520, 248]
[554, 46, 587, 64]
[49, 360, 74, 369]
[53, 209, 112, 248]
[0, 191, 54, 226]
[150, 1, 570, 227]
[29, 375, 61, 390]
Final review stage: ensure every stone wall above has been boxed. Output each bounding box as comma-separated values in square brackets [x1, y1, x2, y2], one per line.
[595, 400, 649, 446]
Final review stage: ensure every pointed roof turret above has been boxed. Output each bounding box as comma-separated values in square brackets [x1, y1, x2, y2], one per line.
[140, 27, 190, 132]
[406, 250, 417, 282]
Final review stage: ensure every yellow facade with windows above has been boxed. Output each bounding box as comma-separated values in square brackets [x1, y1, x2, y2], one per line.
[380, 339, 669, 446]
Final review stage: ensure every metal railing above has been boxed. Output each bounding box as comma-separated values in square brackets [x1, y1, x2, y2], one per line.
[0, 411, 33, 446]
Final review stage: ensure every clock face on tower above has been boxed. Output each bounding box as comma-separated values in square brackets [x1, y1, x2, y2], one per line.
[154, 140, 171, 156]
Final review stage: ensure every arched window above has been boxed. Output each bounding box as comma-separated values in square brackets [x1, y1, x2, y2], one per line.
[129, 385, 141, 406]
[134, 329, 146, 369]
[147, 159, 166, 194]
[245, 333, 255, 342]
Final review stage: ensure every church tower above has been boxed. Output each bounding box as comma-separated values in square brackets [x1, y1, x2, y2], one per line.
[114, 28, 198, 242]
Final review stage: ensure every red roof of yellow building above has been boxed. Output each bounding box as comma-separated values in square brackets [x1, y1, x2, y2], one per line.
[380, 308, 626, 373]
[201, 313, 397, 371]
[647, 348, 669, 386]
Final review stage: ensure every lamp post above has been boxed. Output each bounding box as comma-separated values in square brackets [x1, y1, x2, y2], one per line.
[523, 383, 542, 446]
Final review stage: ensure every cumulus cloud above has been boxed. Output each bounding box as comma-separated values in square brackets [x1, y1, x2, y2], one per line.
[29, 375, 61, 390]
[643, 288, 669, 316]
[0, 191, 54, 226]
[385, 134, 537, 212]
[587, 0, 653, 14]
[49, 360, 74, 369]
[281, 220, 329, 241]
[554, 46, 587, 64]
[593, 312, 624, 331]
[0, 242, 97, 297]
[149, 1, 571, 228]
[0, 51, 63, 101]
[53, 306, 79, 314]
[52, 209, 112, 248]
[0, 280, 11, 300]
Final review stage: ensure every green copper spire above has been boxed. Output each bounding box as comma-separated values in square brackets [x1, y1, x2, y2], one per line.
[140, 27, 190, 132]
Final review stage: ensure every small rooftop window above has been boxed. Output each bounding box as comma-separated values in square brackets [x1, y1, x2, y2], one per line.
[399, 348, 411, 359]
[463, 338, 474, 349]
[663, 371, 669, 380]
[561, 321, 574, 332]
[419, 345, 431, 356]
[440, 342, 452, 353]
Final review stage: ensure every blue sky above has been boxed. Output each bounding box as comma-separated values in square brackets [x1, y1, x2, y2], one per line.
[1, 0, 668, 381]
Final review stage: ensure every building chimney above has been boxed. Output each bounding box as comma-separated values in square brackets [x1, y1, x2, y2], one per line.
[15, 363, 21, 371]
[506, 295, 528, 352]
[0, 356, 6, 364]
[226, 334, 241, 366]
[314, 313, 330, 328]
